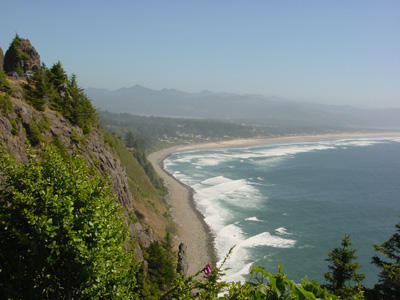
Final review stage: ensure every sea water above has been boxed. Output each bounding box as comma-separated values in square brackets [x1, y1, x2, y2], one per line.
[164, 137, 400, 287]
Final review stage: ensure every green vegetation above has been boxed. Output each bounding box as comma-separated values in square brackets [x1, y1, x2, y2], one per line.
[371, 221, 400, 299]
[0, 146, 139, 299]
[324, 235, 365, 299]
[0, 94, 13, 114]
[3, 34, 27, 75]
[159, 250, 338, 300]
[1, 34, 399, 299]
[24, 116, 43, 146]
[0, 69, 13, 94]
[99, 111, 260, 153]
[126, 131, 166, 194]
[139, 238, 176, 299]
[24, 62, 97, 132]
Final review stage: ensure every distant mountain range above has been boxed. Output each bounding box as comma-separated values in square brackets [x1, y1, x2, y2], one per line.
[86, 85, 400, 130]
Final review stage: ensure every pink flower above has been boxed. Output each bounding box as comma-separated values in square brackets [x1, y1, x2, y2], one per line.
[203, 264, 212, 276]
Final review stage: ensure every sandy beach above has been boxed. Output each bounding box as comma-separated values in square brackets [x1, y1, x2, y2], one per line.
[147, 131, 400, 275]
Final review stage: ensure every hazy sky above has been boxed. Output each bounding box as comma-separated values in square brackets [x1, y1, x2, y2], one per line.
[1, 1, 399, 108]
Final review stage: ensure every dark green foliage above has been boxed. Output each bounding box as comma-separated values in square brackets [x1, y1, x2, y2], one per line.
[3, 34, 26, 75]
[47, 61, 68, 87]
[125, 131, 138, 148]
[162, 250, 338, 300]
[141, 240, 176, 298]
[99, 111, 260, 153]
[324, 235, 365, 299]
[0, 146, 139, 299]
[24, 69, 50, 111]
[372, 221, 400, 299]
[64, 74, 97, 134]
[0, 69, 13, 94]
[133, 146, 167, 195]
[23, 62, 97, 132]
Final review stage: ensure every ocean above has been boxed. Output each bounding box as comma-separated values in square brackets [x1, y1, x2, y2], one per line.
[164, 137, 400, 287]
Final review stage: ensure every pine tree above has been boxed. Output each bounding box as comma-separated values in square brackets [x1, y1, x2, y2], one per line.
[372, 221, 400, 299]
[47, 61, 67, 87]
[24, 69, 49, 111]
[324, 235, 365, 299]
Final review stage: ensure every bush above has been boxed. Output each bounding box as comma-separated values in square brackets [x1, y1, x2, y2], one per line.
[0, 94, 13, 114]
[0, 146, 139, 299]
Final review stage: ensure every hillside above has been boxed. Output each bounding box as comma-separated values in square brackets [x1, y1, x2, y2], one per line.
[0, 36, 180, 298]
[87, 85, 400, 130]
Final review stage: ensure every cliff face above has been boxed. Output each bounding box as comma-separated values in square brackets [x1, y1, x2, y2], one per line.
[4, 36, 41, 74]
[0, 85, 153, 260]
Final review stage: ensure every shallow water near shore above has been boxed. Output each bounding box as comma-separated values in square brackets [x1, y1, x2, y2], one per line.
[164, 137, 400, 287]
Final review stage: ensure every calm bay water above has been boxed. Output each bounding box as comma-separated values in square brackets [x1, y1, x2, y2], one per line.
[164, 137, 400, 287]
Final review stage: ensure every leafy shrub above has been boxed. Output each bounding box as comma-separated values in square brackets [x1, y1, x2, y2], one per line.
[161, 247, 338, 300]
[0, 146, 139, 299]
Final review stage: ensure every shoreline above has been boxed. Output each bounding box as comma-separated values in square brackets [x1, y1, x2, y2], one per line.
[147, 131, 400, 274]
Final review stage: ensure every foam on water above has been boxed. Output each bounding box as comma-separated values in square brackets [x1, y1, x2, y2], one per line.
[240, 232, 296, 248]
[164, 136, 400, 284]
[194, 176, 262, 210]
[275, 227, 292, 235]
[245, 216, 263, 222]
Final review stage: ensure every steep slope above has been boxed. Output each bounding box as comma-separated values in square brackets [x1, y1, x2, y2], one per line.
[0, 74, 175, 267]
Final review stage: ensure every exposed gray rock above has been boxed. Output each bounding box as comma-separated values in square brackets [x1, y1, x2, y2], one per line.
[177, 242, 189, 274]
[0, 94, 153, 263]
[4, 37, 40, 73]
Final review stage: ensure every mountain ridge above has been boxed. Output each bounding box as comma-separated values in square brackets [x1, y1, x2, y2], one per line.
[86, 85, 400, 130]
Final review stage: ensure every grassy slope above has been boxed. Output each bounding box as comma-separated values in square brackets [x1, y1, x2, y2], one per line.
[106, 133, 175, 238]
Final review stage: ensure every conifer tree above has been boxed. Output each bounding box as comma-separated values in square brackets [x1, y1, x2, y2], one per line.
[324, 235, 365, 299]
[372, 221, 400, 299]
[24, 69, 49, 111]
[3, 34, 25, 75]
[47, 61, 67, 87]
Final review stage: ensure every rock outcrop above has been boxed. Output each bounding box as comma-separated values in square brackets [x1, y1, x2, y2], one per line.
[0, 90, 153, 259]
[176, 242, 189, 274]
[4, 36, 40, 74]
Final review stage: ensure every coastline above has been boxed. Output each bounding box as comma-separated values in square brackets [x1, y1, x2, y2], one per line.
[147, 131, 400, 275]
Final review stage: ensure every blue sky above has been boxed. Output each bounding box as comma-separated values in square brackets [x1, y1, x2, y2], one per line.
[1, 1, 399, 108]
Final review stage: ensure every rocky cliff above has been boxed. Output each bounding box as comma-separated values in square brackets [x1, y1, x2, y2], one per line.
[0, 81, 153, 260]
[4, 36, 40, 74]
